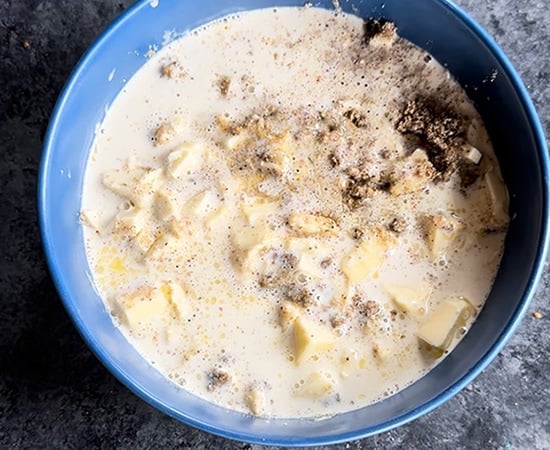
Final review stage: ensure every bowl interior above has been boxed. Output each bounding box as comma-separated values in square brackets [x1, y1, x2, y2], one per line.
[39, 0, 548, 446]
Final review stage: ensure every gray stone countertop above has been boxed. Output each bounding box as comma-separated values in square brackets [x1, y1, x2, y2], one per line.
[0, 1, 548, 449]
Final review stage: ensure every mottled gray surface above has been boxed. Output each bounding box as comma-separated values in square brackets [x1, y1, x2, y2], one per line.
[0, 0, 548, 449]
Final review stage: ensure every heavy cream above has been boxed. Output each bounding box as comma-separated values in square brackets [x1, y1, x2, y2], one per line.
[81, 7, 508, 419]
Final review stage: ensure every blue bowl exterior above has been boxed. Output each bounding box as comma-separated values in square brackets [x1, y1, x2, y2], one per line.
[38, 0, 549, 446]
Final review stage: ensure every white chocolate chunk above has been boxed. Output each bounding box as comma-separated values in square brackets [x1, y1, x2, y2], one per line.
[103, 163, 162, 208]
[267, 133, 295, 176]
[298, 371, 336, 398]
[114, 205, 146, 238]
[205, 205, 230, 234]
[341, 233, 388, 283]
[115, 286, 169, 329]
[286, 237, 331, 279]
[291, 316, 336, 364]
[132, 228, 160, 254]
[153, 116, 185, 146]
[423, 214, 463, 259]
[389, 148, 435, 195]
[385, 284, 430, 316]
[223, 133, 248, 150]
[231, 224, 281, 273]
[154, 190, 180, 221]
[279, 301, 302, 329]
[144, 232, 179, 262]
[103, 165, 147, 200]
[287, 212, 338, 236]
[417, 297, 475, 349]
[244, 386, 265, 416]
[162, 281, 191, 320]
[241, 198, 279, 224]
[464, 144, 483, 164]
[232, 223, 274, 253]
[79, 209, 103, 232]
[183, 189, 221, 217]
[484, 170, 509, 226]
[132, 168, 163, 208]
[166, 142, 205, 178]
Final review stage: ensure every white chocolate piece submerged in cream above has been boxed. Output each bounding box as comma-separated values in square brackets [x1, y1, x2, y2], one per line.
[81, 7, 508, 419]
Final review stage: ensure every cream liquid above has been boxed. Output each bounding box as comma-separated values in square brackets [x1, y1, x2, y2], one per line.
[81, 7, 507, 418]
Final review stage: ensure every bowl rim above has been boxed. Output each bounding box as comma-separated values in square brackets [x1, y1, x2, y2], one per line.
[38, 0, 550, 446]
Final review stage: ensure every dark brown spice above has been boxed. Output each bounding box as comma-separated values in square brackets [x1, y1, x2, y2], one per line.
[396, 98, 464, 181]
[207, 369, 231, 391]
[389, 217, 406, 233]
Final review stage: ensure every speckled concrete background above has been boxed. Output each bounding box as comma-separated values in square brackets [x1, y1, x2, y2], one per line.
[0, 1, 548, 449]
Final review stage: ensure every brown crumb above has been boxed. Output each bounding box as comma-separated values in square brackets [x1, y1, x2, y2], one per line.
[330, 314, 346, 329]
[388, 217, 406, 233]
[207, 369, 231, 391]
[352, 295, 380, 317]
[258, 252, 297, 288]
[351, 227, 364, 240]
[320, 257, 332, 268]
[328, 151, 340, 167]
[380, 148, 394, 160]
[343, 108, 368, 128]
[363, 18, 393, 44]
[153, 122, 176, 146]
[285, 283, 313, 307]
[362, 300, 380, 317]
[22, 40, 30, 50]
[160, 61, 177, 78]
[217, 75, 231, 97]
[343, 168, 375, 208]
[396, 98, 464, 181]
[533, 311, 543, 319]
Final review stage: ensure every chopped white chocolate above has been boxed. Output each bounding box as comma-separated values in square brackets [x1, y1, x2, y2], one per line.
[183, 189, 221, 217]
[244, 385, 265, 416]
[464, 144, 483, 164]
[287, 212, 338, 236]
[385, 284, 430, 316]
[286, 237, 331, 279]
[484, 170, 509, 226]
[115, 286, 169, 329]
[153, 190, 180, 221]
[166, 142, 205, 178]
[279, 301, 302, 329]
[223, 133, 248, 150]
[297, 371, 336, 397]
[103, 165, 147, 200]
[79, 209, 103, 232]
[132, 168, 164, 208]
[163, 281, 191, 319]
[132, 228, 159, 254]
[144, 232, 179, 262]
[417, 297, 475, 349]
[389, 148, 435, 195]
[423, 214, 463, 259]
[114, 205, 146, 238]
[153, 116, 185, 146]
[241, 198, 279, 224]
[291, 316, 336, 364]
[341, 233, 389, 283]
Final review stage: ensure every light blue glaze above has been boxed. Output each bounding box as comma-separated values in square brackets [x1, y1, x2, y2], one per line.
[38, 0, 549, 446]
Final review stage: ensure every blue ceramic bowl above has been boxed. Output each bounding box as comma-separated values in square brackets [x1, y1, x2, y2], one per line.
[39, 0, 549, 446]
